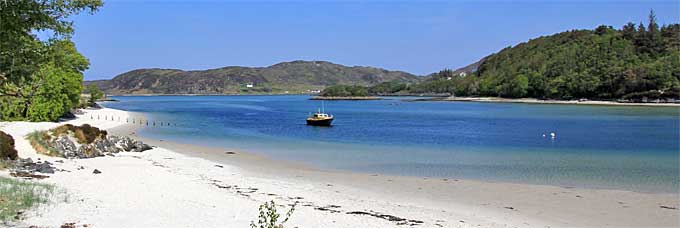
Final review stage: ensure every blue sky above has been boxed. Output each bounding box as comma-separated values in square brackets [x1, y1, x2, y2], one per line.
[70, 0, 679, 80]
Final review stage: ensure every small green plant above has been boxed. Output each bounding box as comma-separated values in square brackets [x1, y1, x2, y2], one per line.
[0, 177, 56, 223]
[250, 200, 296, 228]
[26, 131, 61, 157]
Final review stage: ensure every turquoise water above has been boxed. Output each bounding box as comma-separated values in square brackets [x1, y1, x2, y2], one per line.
[105, 95, 680, 192]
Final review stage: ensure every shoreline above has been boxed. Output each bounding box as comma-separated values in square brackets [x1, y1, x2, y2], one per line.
[114, 110, 679, 227]
[1, 108, 678, 227]
[410, 96, 680, 107]
[106, 93, 680, 107]
[116, 111, 677, 194]
[309, 96, 383, 100]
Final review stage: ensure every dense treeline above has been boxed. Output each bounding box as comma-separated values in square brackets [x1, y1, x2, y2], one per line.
[320, 85, 369, 97]
[473, 10, 679, 99]
[323, 11, 680, 101]
[0, 0, 103, 121]
[439, 11, 679, 100]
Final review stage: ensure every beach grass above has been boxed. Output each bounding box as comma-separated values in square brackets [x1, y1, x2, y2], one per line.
[0, 177, 56, 223]
[26, 131, 62, 157]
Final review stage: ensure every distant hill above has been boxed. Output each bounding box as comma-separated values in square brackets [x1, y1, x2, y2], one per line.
[86, 60, 422, 95]
[452, 58, 485, 76]
[421, 57, 486, 81]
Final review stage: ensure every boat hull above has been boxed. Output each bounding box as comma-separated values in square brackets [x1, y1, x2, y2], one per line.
[306, 118, 333, 126]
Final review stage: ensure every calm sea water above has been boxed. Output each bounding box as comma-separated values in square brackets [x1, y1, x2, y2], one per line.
[105, 95, 680, 192]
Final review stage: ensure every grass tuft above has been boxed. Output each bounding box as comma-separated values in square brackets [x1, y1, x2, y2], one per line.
[26, 131, 61, 157]
[0, 177, 55, 223]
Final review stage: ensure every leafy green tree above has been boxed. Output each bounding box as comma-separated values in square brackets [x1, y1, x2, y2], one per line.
[0, 0, 103, 121]
[85, 84, 104, 105]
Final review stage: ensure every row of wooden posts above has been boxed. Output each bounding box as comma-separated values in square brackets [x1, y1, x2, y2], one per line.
[90, 114, 177, 127]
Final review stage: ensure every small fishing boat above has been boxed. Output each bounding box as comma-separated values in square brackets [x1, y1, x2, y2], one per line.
[306, 111, 334, 126]
[307, 101, 333, 126]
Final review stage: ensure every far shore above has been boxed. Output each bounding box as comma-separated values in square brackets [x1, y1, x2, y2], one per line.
[105, 93, 680, 107]
[309, 96, 383, 100]
[410, 96, 680, 107]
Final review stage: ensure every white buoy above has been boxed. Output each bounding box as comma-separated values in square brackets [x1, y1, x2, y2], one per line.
[550, 132, 556, 138]
[542, 133, 546, 137]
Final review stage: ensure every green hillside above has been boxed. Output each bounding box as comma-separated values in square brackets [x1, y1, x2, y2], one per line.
[439, 11, 679, 100]
[326, 11, 679, 101]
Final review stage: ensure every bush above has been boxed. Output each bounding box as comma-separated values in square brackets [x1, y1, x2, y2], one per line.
[51, 124, 107, 144]
[250, 201, 295, 228]
[0, 131, 18, 160]
[74, 124, 107, 144]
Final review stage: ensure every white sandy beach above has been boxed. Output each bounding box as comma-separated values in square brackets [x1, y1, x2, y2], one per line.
[1, 108, 678, 228]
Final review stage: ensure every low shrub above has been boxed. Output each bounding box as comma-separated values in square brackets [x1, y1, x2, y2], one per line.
[0, 131, 18, 160]
[51, 124, 76, 137]
[250, 200, 296, 228]
[50, 124, 107, 144]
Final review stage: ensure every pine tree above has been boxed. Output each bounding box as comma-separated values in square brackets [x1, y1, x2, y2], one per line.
[635, 22, 649, 55]
[646, 9, 663, 56]
[621, 22, 637, 40]
[661, 24, 680, 51]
